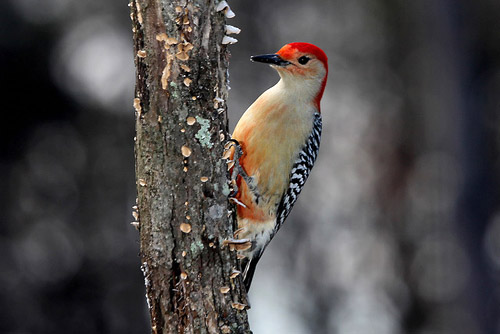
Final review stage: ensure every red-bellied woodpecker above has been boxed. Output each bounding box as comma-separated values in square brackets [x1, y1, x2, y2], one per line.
[226, 42, 328, 291]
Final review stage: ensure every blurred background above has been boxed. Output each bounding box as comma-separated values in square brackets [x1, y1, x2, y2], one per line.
[1, 0, 499, 333]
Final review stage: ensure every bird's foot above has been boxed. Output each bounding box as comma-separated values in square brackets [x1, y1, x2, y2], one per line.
[229, 197, 247, 208]
[223, 139, 251, 196]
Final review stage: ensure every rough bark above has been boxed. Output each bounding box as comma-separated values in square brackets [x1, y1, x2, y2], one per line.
[130, 0, 251, 333]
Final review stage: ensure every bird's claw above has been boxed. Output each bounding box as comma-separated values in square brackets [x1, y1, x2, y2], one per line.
[223, 139, 244, 168]
[229, 197, 247, 208]
[223, 138, 248, 196]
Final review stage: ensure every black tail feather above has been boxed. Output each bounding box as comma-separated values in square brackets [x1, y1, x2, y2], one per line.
[242, 255, 261, 292]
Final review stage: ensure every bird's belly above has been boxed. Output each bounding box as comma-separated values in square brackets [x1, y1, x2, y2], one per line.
[236, 216, 276, 256]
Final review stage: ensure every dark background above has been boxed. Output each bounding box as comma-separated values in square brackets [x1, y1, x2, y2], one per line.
[1, 0, 500, 333]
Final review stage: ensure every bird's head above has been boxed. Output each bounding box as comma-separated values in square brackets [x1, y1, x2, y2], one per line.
[251, 42, 328, 108]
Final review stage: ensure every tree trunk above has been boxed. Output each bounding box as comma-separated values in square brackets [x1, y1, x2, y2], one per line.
[130, 0, 251, 333]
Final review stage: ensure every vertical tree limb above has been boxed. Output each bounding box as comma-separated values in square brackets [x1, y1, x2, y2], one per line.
[130, 0, 250, 332]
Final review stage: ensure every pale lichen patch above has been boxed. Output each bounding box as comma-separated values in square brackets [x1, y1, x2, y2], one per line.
[208, 204, 224, 219]
[194, 116, 213, 148]
[222, 182, 231, 196]
[140, 263, 151, 309]
[190, 240, 204, 256]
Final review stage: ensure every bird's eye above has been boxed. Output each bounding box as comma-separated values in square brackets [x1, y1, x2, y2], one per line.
[298, 56, 310, 65]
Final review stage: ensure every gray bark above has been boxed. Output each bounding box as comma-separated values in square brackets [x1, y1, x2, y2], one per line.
[130, 0, 251, 333]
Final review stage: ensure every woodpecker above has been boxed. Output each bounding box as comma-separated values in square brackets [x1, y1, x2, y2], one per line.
[226, 42, 328, 291]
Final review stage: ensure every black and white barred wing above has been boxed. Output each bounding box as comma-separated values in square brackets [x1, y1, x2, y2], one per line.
[275, 112, 322, 231]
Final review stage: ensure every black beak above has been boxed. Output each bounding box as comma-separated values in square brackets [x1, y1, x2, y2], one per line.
[250, 54, 291, 66]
